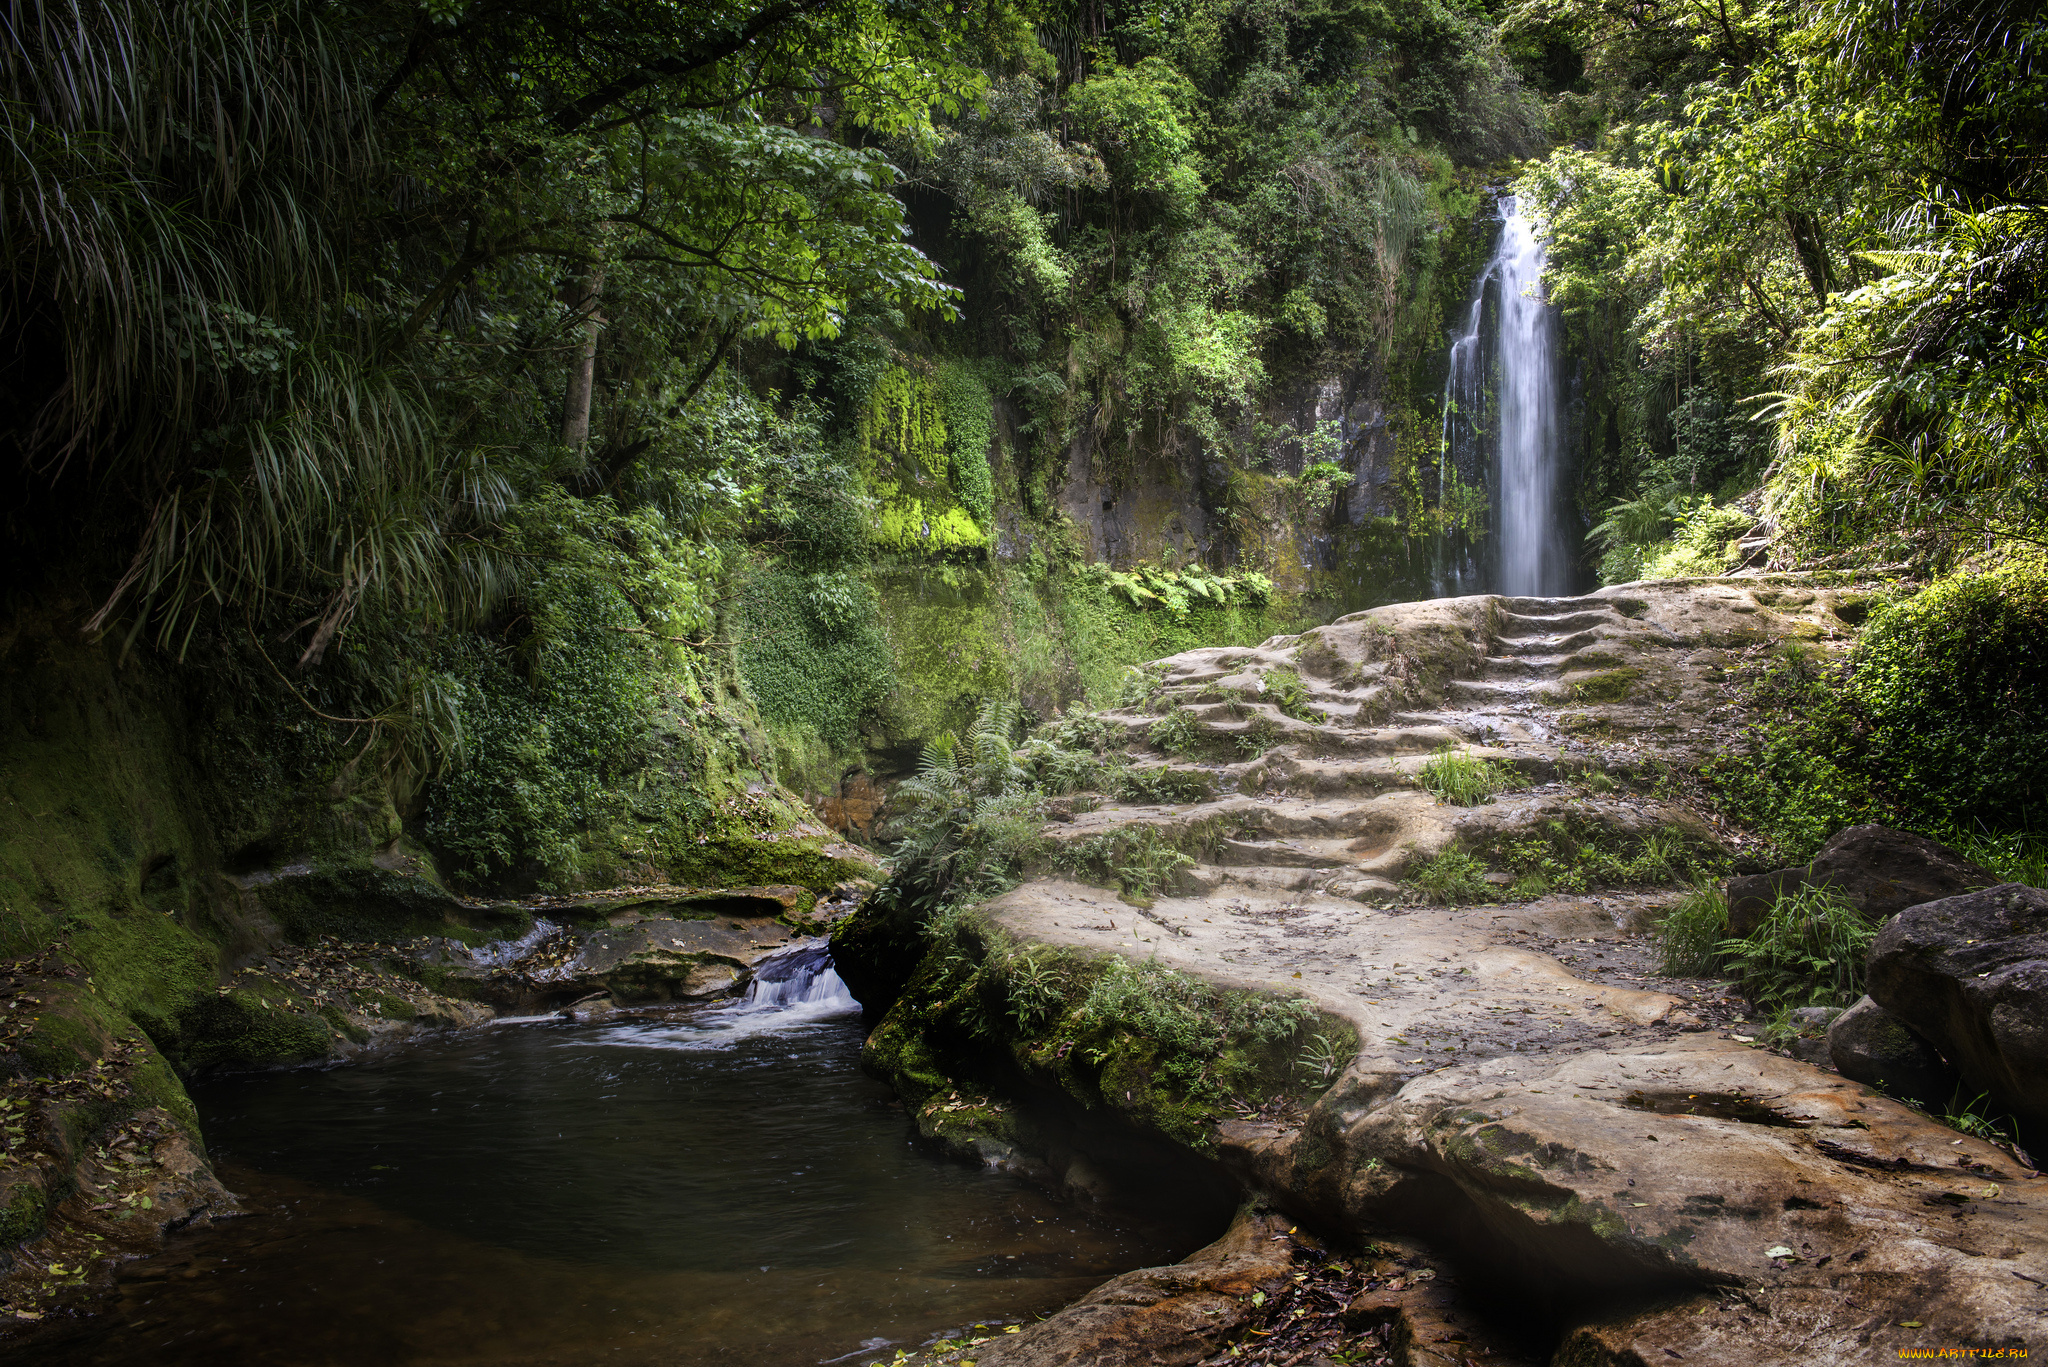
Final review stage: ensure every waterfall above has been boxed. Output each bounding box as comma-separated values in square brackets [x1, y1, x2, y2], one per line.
[581, 939, 859, 1051]
[1436, 195, 1570, 598]
[740, 940, 857, 1013]
[1491, 201, 1566, 596]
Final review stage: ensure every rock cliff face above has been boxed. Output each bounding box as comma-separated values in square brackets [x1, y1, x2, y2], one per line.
[841, 577, 2048, 1366]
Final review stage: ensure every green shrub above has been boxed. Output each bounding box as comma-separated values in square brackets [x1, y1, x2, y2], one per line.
[1717, 885, 1875, 1009]
[1403, 848, 1492, 904]
[1148, 707, 1203, 755]
[731, 566, 893, 749]
[1656, 882, 1729, 977]
[1849, 559, 2047, 831]
[1263, 667, 1319, 721]
[422, 571, 654, 887]
[1711, 561, 2047, 861]
[1054, 826, 1196, 904]
[1077, 958, 1322, 1101]
[1707, 648, 1884, 860]
[937, 359, 995, 527]
[1418, 745, 1516, 805]
[867, 700, 1043, 921]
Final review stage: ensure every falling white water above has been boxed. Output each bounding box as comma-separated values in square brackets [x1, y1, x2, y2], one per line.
[1491, 200, 1566, 597]
[453, 918, 565, 969]
[1435, 196, 1569, 598]
[583, 939, 860, 1051]
[738, 941, 858, 1013]
[1431, 286, 1489, 598]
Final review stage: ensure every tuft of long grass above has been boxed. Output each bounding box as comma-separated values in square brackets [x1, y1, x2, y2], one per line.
[1718, 884, 1876, 1008]
[1656, 882, 1729, 976]
[1418, 745, 1518, 806]
[1148, 707, 1203, 755]
[1939, 827, 2048, 889]
[1403, 848, 1493, 905]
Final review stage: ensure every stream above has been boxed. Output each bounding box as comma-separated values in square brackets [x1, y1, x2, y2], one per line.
[22, 949, 1216, 1366]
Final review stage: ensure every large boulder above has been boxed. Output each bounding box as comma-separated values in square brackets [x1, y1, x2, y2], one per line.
[1867, 882, 2048, 1146]
[1826, 994, 1957, 1109]
[1726, 824, 1993, 937]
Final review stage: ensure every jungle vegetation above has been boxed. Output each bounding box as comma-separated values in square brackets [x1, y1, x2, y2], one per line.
[3, 0, 2042, 889]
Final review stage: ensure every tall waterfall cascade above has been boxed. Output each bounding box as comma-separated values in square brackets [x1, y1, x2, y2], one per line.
[1435, 195, 1572, 598]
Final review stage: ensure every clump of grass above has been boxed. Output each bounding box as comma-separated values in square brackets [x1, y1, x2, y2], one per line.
[1939, 827, 2048, 888]
[1264, 667, 1321, 721]
[1418, 745, 1518, 806]
[1569, 666, 1645, 703]
[1655, 881, 1729, 976]
[1296, 1030, 1352, 1086]
[1489, 819, 1722, 893]
[1148, 707, 1203, 755]
[1403, 848, 1493, 905]
[1940, 1089, 2020, 1146]
[1718, 884, 1875, 1008]
[1236, 715, 1282, 756]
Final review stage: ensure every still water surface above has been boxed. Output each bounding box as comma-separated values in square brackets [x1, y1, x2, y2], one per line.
[29, 991, 1214, 1366]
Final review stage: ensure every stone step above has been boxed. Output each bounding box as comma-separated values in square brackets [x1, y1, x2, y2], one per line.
[1213, 837, 1352, 869]
[1496, 594, 1614, 614]
[1477, 653, 1574, 677]
[1184, 864, 1332, 894]
[1445, 677, 1557, 704]
[1494, 609, 1619, 638]
[1491, 628, 1607, 656]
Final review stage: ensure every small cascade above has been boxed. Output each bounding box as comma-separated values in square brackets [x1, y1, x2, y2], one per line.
[1434, 194, 1572, 598]
[1430, 286, 1490, 597]
[457, 918, 564, 969]
[580, 938, 860, 1051]
[740, 940, 858, 1013]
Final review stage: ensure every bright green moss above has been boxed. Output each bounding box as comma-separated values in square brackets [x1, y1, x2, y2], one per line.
[854, 365, 988, 555]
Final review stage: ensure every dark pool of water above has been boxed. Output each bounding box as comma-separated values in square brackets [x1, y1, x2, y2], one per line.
[24, 997, 1218, 1366]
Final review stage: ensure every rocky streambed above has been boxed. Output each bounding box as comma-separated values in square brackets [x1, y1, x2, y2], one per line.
[0, 877, 879, 1323]
[836, 578, 2048, 1366]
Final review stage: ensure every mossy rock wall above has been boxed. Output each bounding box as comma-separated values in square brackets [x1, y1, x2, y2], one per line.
[834, 901, 1352, 1200]
[0, 603, 874, 1262]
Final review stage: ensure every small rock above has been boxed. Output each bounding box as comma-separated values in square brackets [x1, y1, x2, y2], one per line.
[1784, 1006, 1844, 1066]
[1787, 1005, 1845, 1032]
[1827, 995, 1958, 1110]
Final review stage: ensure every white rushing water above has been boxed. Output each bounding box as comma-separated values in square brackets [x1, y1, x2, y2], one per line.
[1437, 195, 1569, 598]
[588, 939, 860, 1051]
[1490, 200, 1566, 597]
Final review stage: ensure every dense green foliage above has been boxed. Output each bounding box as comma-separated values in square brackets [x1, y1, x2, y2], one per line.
[1, 0, 989, 885]
[9, 0, 2042, 893]
[1717, 884, 1875, 1010]
[1713, 560, 2048, 859]
[1514, 0, 2046, 577]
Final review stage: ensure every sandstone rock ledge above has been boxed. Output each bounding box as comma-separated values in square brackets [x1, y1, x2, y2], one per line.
[845, 581, 2048, 1366]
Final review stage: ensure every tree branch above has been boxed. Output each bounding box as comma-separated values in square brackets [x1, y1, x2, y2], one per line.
[544, 0, 830, 134]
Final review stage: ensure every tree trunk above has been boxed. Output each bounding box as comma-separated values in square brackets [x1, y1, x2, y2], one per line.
[560, 269, 605, 451]
[1785, 212, 1834, 306]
